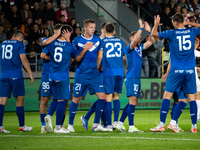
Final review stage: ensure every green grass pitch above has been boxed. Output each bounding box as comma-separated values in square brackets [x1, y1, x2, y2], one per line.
[0, 110, 200, 150]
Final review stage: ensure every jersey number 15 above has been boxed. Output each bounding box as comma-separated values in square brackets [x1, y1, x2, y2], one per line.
[177, 35, 191, 51]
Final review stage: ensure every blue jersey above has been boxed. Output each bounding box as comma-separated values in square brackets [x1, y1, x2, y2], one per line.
[125, 44, 144, 79]
[72, 35, 101, 75]
[0, 40, 25, 78]
[41, 37, 50, 75]
[43, 39, 76, 81]
[100, 37, 125, 76]
[158, 27, 200, 69]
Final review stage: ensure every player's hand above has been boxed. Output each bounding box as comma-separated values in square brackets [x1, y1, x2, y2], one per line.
[138, 19, 144, 28]
[154, 15, 162, 26]
[144, 21, 151, 32]
[30, 74, 34, 84]
[161, 73, 168, 82]
[183, 20, 189, 26]
[54, 26, 62, 36]
[196, 67, 200, 72]
[62, 29, 71, 42]
[84, 42, 93, 51]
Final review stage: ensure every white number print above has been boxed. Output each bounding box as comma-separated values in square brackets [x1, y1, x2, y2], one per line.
[134, 84, 139, 92]
[106, 42, 122, 58]
[42, 82, 50, 89]
[2, 45, 13, 59]
[75, 83, 81, 91]
[54, 47, 63, 62]
[177, 35, 191, 51]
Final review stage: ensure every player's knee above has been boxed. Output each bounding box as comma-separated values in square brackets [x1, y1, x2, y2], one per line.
[72, 97, 81, 103]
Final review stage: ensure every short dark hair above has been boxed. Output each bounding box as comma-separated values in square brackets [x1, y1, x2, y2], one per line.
[129, 31, 137, 37]
[171, 13, 184, 24]
[54, 23, 63, 30]
[76, 27, 82, 31]
[59, 15, 65, 19]
[100, 22, 107, 29]
[13, 30, 24, 38]
[0, 24, 4, 27]
[105, 23, 115, 33]
[83, 19, 95, 27]
[61, 25, 72, 33]
[194, 7, 199, 11]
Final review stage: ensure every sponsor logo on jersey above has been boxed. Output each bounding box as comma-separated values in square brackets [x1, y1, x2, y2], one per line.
[186, 70, 194, 74]
[175, 70, 184, 73]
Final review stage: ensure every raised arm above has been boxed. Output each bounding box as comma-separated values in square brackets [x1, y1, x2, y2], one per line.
[184, 20, 200, 28]
[143, 22, 155, 49]
[20, 54, 34, 84]
[74, 42, 93, 62]
[42, 28, 61, 46]
[130, 19, 144, 50]
[151, 15, 161, 38]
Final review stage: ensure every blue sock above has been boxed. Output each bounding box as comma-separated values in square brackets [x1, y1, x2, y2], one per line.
[61, 115, 65, 126]
[160, 99, 170, 123]
[171, 102, 177, 118]
[0, 104, 5, 126]
[120, 103, 129, 122]
[94, 99, 106, 124]
[172, 101, 187, 121]
[16, 106, 25, 127]
[69, 101, 78, 125]
[127, 104, 135, 126]
[101, 105, 107, 125]
[56, 101, 66, 125]
[106, 102, 112, 125]
[84, 100, 98, 120]
[40, 113, 46, 126]
[113, 99, 120, 122]
[190, 101, 197, 124]
[48, 100, 58, 116]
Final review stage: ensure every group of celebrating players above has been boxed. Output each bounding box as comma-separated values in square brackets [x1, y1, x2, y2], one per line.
[0, 13, 200, 134]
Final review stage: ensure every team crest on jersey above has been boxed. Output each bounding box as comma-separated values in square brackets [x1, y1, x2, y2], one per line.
[89, 41, 100, 52]
[135, 46, 142, 57]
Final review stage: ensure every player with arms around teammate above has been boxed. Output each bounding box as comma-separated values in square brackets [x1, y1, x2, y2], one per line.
[150, 14, 200, 133]
[0, 30, 34, 133]
[40, 24, 63, 133]
[97, 22, 125, 131]
[117, 19, 154, 132]
[41, 25, 75, 133]
[67, 19, 110, 132]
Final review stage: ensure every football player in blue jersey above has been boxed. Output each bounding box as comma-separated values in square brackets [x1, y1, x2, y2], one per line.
[150, 14, 200, 133]
[67, 19, 110, 132]
[41, 25, 75, 133]
[0, 30, 34, 133]
[116, 19, 154, 132]
[97, 22, 126, 131]
[81, 22, 108, 130]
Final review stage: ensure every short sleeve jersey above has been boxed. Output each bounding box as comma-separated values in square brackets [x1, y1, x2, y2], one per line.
[41, 37, 50, 75]
[43, 39, 76, 81]
[0, 40, 25, 78]
[100, 37, 125, 76]
[72, 35, 101, 75]
[125, 44, 144, 79]
[158, 27, 200, 69]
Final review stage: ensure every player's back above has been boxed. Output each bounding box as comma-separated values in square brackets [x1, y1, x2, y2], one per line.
[46, 39, 75, 80]
[0, 39, 25, 78]
[101, 36, 125, 76]
[125, 44, 143, 79]
[73, 35, 100, 75]
[158, 27, 200, 70]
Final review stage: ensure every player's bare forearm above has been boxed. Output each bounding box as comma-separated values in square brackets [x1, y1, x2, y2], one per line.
[74, 48, 88, 62]
[185, 21, 200, 27]
[143, 36, 154, 50]
[40, 52, 50, 60]
[70, 58, 74, 65]
[166, 62, 171, 74]
[97, 51, 103, 69]
[42, 29, 61, 46]
[20, 54, 34, 84]
[151, 15, 160, 38]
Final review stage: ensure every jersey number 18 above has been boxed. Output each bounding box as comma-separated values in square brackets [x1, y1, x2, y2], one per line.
[2, 44, 13, 59]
